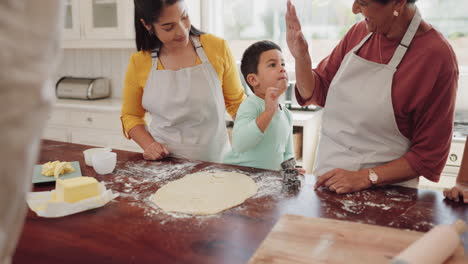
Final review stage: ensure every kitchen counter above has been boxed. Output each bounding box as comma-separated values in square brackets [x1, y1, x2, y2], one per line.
[13, 140, 468, 264]
[53, 98, 123, 112]
[52, 98, 321, 122]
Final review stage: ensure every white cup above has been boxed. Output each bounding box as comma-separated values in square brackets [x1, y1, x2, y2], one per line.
[83, 147, 111, 166]
[92, 152, 117, 174]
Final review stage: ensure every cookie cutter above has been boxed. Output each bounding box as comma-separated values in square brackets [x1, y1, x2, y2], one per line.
[280, 158, 301, 193]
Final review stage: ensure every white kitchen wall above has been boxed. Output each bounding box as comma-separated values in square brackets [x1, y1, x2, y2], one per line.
[56, 49, 135, 98]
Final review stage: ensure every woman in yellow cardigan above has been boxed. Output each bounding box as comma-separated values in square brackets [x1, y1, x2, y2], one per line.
[121, 0, 245, 162]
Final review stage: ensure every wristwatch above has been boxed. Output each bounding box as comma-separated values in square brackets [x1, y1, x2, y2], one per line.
[368, 169, 379, 185]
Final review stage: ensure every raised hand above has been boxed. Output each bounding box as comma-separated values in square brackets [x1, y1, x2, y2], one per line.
[264, 87, 280, 113]
[143, 141, 170, 160]
[286, 0, 309, 59]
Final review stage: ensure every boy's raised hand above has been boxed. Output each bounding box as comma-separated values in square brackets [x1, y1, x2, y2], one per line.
[265, 87, 280, 113]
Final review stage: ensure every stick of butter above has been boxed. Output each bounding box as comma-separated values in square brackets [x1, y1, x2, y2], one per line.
[55, 176, 99, 203]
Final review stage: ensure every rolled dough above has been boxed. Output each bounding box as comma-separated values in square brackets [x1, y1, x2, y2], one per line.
[151, 171, 258, 215]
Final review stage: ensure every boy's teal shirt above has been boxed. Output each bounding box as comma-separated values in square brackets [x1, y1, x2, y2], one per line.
[223, 94, 294, 170]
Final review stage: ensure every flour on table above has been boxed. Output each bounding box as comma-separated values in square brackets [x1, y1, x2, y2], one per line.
[151, 171, 258, 215]
[103, 161, 282, 221]
[103, 160, 202, 218]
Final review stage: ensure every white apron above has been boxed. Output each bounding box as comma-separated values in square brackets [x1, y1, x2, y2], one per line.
[142, 36, 231, 162]
[314, 9, 422, 188]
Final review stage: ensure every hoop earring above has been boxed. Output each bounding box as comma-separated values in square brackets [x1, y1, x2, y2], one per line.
[393, 10, 399, 17]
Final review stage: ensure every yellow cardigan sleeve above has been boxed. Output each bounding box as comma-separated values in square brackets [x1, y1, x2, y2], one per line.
[219, 39, 246, 117]
[120, 52, 148, 139]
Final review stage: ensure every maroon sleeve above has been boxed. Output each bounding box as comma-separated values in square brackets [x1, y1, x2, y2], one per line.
[403, 45, 459, 182]
[295, 22, 368, 107]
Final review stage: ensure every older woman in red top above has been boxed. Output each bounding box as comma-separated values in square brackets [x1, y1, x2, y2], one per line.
[286, 0, 458, 193]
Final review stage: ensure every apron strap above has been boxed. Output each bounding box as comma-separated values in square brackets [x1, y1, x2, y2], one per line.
[388, 7, 422, 69]
[191, 36, 209, 63]
[151, 46, 160, 68]
[151, 49, 159, 59]
[150, 36, 208, 68]
[353, 33, 373, 53]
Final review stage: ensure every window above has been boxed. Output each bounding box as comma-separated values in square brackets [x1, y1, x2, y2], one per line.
[200, 0, 468, 68]
[420, 0, 468, 70]
[207, 0, 360, 69]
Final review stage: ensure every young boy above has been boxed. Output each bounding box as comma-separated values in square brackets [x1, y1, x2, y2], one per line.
[223, 41, 296, 171]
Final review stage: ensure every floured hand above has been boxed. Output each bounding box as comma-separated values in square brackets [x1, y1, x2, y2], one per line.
[143, 141, 169, 161]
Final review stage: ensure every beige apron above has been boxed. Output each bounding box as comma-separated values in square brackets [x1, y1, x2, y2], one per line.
[0, 1, 63, 264]
[314, 9, 422, 188]
[142, 36, 231, 162]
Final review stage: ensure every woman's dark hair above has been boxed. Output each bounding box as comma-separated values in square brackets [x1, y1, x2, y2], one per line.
[373, 0, 417, 3]
[240, 40, 282, 92]
[134, 0, 204, 51]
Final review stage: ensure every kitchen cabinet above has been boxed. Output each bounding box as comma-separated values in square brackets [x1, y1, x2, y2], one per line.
[42, 99, 142, 152]
[42, 126, 69, 142]
[291, 110, 323, 172]
[69, 128, 129, 148]
[63, 0, 81, 40]
[62, 0, 201, 49]
[63, 0, 135, 48]
[81, 0, 134, 40]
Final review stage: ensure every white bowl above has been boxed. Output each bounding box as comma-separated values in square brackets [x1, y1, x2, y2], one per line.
[83, 147, 111, 166]
[92, 152, 117, 175]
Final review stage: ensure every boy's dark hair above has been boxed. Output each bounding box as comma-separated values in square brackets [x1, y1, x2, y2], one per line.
[134, 0, 204, 52]
[240, 40, 282, 92]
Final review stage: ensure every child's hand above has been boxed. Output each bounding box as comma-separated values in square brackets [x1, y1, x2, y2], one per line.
[265, 87, 280, 113]
[297, 168, 306, 175]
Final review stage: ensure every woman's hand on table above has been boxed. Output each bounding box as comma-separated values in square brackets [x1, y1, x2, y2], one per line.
[143, 141, 169, 160]
[314, 168, 371, 194]
[285, 0, 309, 59]
[443, 183, 468, 203]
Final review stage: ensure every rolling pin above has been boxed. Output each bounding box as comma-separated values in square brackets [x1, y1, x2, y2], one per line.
[390, 220, 467, 264]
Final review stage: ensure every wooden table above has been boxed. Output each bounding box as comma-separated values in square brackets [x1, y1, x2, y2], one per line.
[13, 140, 468, 264]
